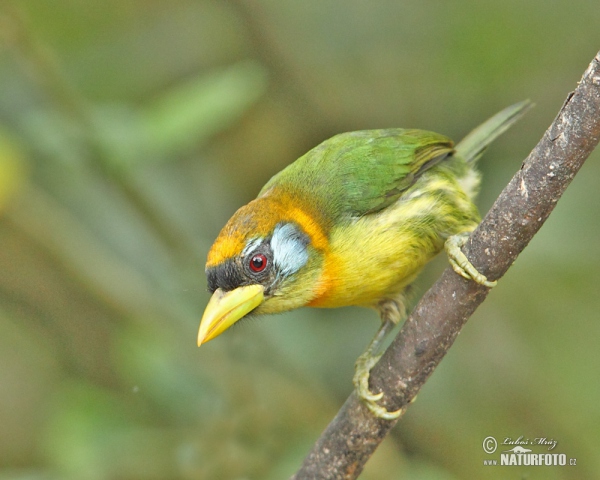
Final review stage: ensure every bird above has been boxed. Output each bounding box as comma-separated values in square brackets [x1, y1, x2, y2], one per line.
[197, 100, 531, 419]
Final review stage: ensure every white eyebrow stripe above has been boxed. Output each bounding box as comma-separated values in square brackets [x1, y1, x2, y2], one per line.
[270, 223, 309, 276]
[242, 237, 262, 256]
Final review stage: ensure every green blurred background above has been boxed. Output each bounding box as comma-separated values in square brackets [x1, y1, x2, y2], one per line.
[0, 1, 598, 479]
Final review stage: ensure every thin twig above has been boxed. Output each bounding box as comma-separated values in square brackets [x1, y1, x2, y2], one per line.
[292, 51, 600, 479]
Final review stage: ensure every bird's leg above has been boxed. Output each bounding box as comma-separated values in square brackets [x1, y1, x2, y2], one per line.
[445, 232, 497, 287]
[353, 300, 404, 420]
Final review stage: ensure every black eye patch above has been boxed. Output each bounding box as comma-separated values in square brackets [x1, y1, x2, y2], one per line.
[206, 259, 247, 293]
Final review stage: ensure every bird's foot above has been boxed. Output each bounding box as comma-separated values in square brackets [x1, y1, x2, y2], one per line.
[353, 351, 403, 420]
[445, 233, 497, 288]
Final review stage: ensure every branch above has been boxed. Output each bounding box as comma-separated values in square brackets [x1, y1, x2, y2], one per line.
[292, 51, 600, 480]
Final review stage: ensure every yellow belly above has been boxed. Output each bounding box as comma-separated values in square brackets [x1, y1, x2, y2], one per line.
[308, 178, 479, 308]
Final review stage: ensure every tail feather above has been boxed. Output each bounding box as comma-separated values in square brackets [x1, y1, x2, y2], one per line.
[456, 100, 533, 165]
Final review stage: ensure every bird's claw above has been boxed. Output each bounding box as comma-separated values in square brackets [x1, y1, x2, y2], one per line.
[353, 352, 403, 420]
[445, 233, 497, 288]
[353, 352, 383, 401]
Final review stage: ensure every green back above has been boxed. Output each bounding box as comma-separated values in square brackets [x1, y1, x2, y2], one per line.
[259, 128, 454, 224]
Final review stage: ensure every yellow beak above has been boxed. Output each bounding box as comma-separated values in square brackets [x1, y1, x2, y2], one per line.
[197, 284, 265, 346]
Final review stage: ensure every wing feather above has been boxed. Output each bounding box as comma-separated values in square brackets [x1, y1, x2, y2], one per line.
[259, 128, 454, 222]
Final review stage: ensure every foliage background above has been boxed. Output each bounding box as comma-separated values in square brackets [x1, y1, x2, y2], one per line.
[0, 1, 599, 479]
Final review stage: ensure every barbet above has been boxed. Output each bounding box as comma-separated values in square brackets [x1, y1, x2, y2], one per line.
[198, 101, 531, 419]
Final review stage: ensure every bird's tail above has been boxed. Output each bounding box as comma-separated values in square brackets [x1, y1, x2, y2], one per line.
[456, 100, 533, 165]
[454, 99, 532, 200]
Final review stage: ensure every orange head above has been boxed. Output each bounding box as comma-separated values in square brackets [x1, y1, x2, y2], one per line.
[198, 191, 329, 346]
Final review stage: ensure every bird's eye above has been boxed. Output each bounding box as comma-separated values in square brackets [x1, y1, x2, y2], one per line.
[249, 253, 268, 273]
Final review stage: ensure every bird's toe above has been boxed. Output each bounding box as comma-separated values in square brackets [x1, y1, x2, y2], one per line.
[353, 352, 402, 420]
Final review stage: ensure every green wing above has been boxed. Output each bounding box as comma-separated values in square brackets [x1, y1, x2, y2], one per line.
[259, 128, 454, 222]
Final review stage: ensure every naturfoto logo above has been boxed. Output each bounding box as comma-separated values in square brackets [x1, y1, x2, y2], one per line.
[482, 436, 576, 467]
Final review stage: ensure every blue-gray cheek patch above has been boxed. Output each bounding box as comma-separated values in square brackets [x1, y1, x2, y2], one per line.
[270, 223, 309, 276]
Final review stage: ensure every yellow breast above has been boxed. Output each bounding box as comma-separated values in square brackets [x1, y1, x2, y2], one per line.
[308, 176, 479, 308]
